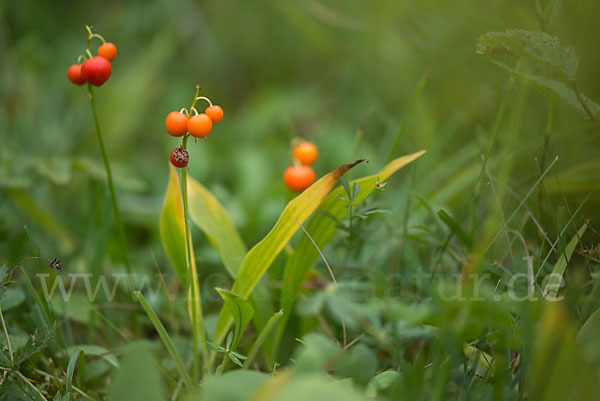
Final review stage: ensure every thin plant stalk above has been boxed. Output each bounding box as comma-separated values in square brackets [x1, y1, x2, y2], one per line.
[0, 306, 13, 366]
[87, 85, 135, 293]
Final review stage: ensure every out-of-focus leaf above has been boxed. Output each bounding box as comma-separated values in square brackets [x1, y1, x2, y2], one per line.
[437, 208, 473, 249]
[477, 29, 578, 79]
[201, 370, 268, 401]
[529, 302, 600, 400]
[463, 343, 495, 378]
[16, 324, 54, 366]
[543, 223, 586, 301]
[216, 288, 254, 348]
[490, 61, 600, 119]
[50, 293, 95, 326]
[267, 374, 368, 401]
[65, 348, 83, 398]
[8, 189, 77, 251]
[212, 159, 367, 348]
[107, 342, 166, 401]
[276, 151, 426, 347]
[66, 345, 120, 369]
[544, 160, 600, 194]
[187, 173, 247, 277]
[365, 370, 400, 398]
[73, 157, 146, 192]
[293, 333, 340, 375]
[333, 344, 378, 387]
[0, 288, 25, 311]
[577, 308, 600, 365]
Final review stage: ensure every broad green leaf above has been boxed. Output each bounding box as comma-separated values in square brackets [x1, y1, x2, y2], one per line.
[477, 29, 578, 79]
[216, 288, 254, 348]
[187, 174, 247, 277]
[543, 223, 587, 301]
[276, 151, 426, 347]
[211, 159, 367, 349]
[490, 61, 600, 119]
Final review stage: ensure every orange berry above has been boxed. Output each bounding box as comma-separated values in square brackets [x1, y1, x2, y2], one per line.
[165, 111, 189, 137]
[205, 105, 223, 123]
[283, 165, 316, 192]
[293, 141, 318, 166]
[188, 113, 213, 138]
[98, 42, 117, 61]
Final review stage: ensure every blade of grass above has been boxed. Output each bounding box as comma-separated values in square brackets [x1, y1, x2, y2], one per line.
[242, 310, 283, 369]
[134, 291, 195, 395]
[66, 348, 83, 398]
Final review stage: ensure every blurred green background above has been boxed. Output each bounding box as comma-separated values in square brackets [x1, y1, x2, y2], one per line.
[1, 0, 600, 299]
[2, 0, 600, 399]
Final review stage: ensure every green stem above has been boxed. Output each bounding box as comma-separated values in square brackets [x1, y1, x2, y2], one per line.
[87, 85, 135, 293]
[180, 132, 210, 378]
[0, 306, 13, 365]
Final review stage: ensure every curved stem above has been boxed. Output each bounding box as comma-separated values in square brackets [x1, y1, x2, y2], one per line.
[194, 97, 213, 108]
[87, 85, 135, 294]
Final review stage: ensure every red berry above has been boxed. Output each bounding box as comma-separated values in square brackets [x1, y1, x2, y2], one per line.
[283, 165, 316, 192]
[170, 147, 189, 168]
[98, 42, 117, 61]
[205, 105, 223, 123]
[165, 111, 189, 137]
[67, 64, 86, 85]
[81, 56, 112, 86]
[188, 114, 213, 138]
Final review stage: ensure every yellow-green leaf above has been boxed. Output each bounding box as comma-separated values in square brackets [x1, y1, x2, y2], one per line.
[543, 223, 587, 301]
[187, 175, 247, 277]
[159, 164, 196, 283]
[212, 159, 367, 349]
[275, 151, 426, 348]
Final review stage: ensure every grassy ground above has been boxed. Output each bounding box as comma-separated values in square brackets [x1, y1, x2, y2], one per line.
[1, 0, 600, 400]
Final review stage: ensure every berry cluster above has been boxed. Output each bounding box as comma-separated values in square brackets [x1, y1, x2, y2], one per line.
[166, 86, 223, 168]
[284, 141, 318, 192]
[67, 27, 116, 87]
